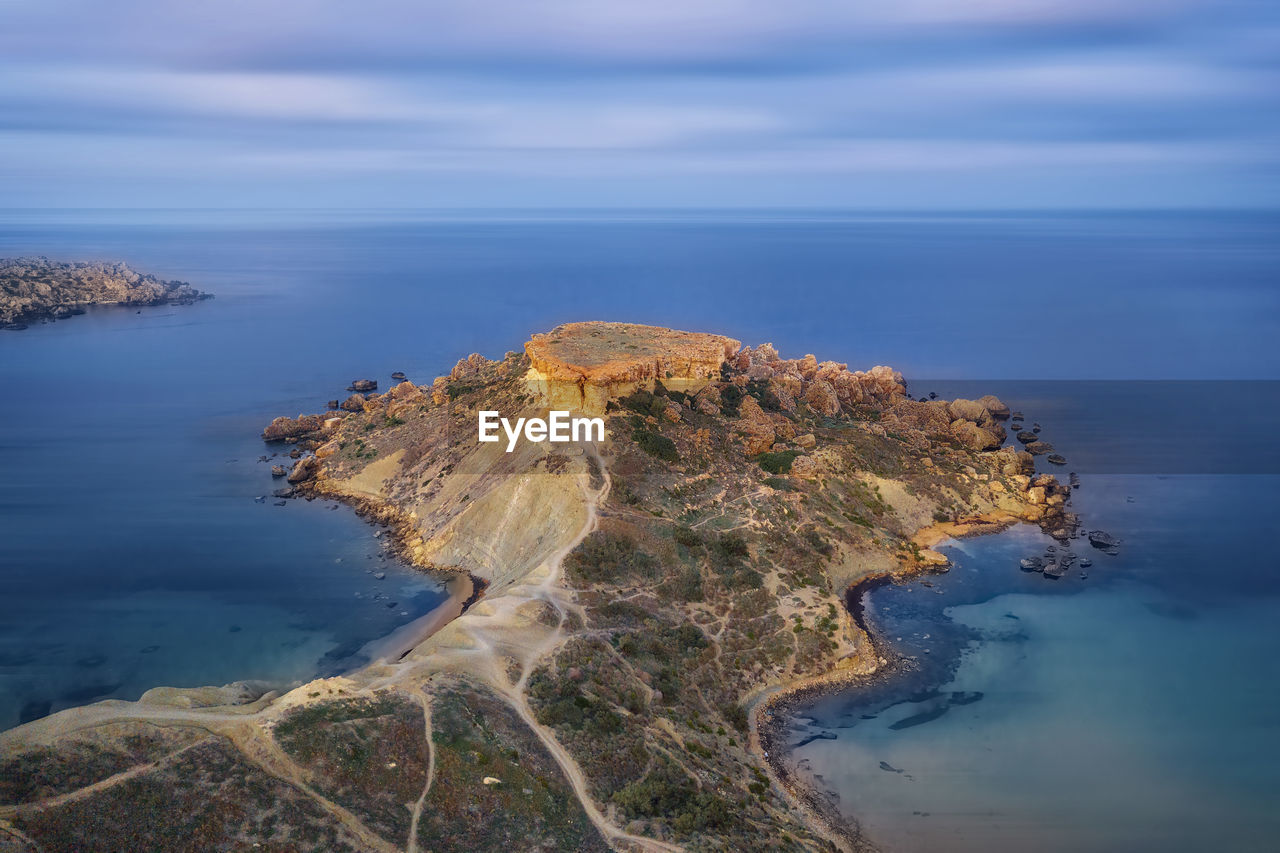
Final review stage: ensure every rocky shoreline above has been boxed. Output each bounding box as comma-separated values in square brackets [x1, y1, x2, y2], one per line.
[0, 257, 211, 329]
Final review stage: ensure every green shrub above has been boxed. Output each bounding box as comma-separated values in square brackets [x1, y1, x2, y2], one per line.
[711, 532, 749, 570]
[566, 531, 658, 583]
[633, 429, 680, 462]
[719, 384, 743, 417]
[755, 450, 801, 474]
[673, 525, 703, 548]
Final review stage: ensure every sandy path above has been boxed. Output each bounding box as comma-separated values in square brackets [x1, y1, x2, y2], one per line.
[405, 691, 434, 853]
[4, 443, 680, 853]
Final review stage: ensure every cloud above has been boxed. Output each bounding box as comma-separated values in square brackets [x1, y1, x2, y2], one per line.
[0, 0, 1275, 206]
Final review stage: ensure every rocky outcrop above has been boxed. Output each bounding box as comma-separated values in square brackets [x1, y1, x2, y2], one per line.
[524, 322, 741, 413]
[1, 257, 209, 327]
[261, 414, 328, 442]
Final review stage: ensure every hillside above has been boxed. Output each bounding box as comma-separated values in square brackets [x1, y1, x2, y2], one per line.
[0, 322, 1073, 852]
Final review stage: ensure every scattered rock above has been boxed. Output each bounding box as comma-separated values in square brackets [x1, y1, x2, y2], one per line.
[270, 465, 288, 478]
[391, 371, 407, 382]
[1047, 453, 1067, 465]
[349, 379, 377, 392]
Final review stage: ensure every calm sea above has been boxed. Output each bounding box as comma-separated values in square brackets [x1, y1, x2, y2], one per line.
[1, 211, 1277, 848]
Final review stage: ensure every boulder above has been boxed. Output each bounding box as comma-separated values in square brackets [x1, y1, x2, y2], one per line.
[286, 457, 318, 484]
[1016, 430, 1038, 444]
[340, 393, 366, 413]
[736, 396, 777, 455]
[1025, 441, 1054, 456]
[950, 419, 1003, 451]
[795, 433, 816, 449]
[804, 380, 840, 417]
[349, 379, 377, 393]
[270, 465, 288, 478]
[1087, 530, 1119, 549]
[790, 455, 818, 478]
[262, 414, 325, 442]
[948, 398, 989, 423]
[976, 395, 1010, 419]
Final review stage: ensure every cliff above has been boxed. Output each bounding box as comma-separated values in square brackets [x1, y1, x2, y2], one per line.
[0, 257, 210, 328]
[524, 321, 740, 413]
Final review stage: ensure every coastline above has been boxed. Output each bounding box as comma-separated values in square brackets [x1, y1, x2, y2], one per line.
[358, 572, 474, 663]
[750, 511, 1029, 852]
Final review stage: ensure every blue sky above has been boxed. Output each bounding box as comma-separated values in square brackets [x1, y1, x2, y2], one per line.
[1, 0, 1277, 208]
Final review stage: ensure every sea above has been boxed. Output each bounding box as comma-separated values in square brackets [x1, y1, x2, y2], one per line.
[1, 209, 1276, 849]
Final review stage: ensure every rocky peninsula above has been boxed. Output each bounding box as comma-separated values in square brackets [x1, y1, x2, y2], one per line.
[0, 322, 1073, 852]
[0, 257, 210, 329]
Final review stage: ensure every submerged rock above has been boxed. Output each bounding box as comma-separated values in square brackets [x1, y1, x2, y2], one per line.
[1088, 530, 1120, 550]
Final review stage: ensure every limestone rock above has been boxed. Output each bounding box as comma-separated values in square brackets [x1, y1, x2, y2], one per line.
[736, 396, 776, 455]
[976, 394, 1011, 419]
[790, 455, 818, 478]
[262, 414, 325, 442]
[804, 379, 840, 417]
[950, 419, 1003, 452]
[287, 456, 318, 483]
[524, 322, 740, 414]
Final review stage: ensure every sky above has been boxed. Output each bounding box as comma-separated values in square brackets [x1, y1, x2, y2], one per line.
[1, 0, 1277, 208]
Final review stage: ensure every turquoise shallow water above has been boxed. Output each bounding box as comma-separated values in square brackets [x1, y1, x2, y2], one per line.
[788, 474, 1280, 852]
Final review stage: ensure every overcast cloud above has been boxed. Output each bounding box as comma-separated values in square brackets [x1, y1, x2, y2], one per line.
[1, 0, 1276, 207]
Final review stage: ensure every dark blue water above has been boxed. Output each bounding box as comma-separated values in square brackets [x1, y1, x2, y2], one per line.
[1, 206, 1277, 834]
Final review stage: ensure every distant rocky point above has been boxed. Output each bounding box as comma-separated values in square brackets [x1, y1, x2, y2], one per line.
[0, 257, 211, 329]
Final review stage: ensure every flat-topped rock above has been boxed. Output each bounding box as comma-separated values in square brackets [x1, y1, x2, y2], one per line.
[524, 321, 740, 413]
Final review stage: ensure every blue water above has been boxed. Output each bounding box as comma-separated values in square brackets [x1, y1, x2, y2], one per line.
[788, 390, 1280, 852]
[1, 211, 1278, 851]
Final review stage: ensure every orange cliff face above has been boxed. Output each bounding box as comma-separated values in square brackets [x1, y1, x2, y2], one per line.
[523, 321, 741, 414]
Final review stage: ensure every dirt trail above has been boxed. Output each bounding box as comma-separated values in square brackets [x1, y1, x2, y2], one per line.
[234, 722, 404, 853]
[489, 445, 683, 853]
[3, 443, 681, 853]
[405, 691, 435, 853]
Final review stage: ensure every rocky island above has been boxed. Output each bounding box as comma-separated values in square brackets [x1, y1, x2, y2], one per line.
[0, 322, 1075, 852]
[0, 257, 210, 329]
